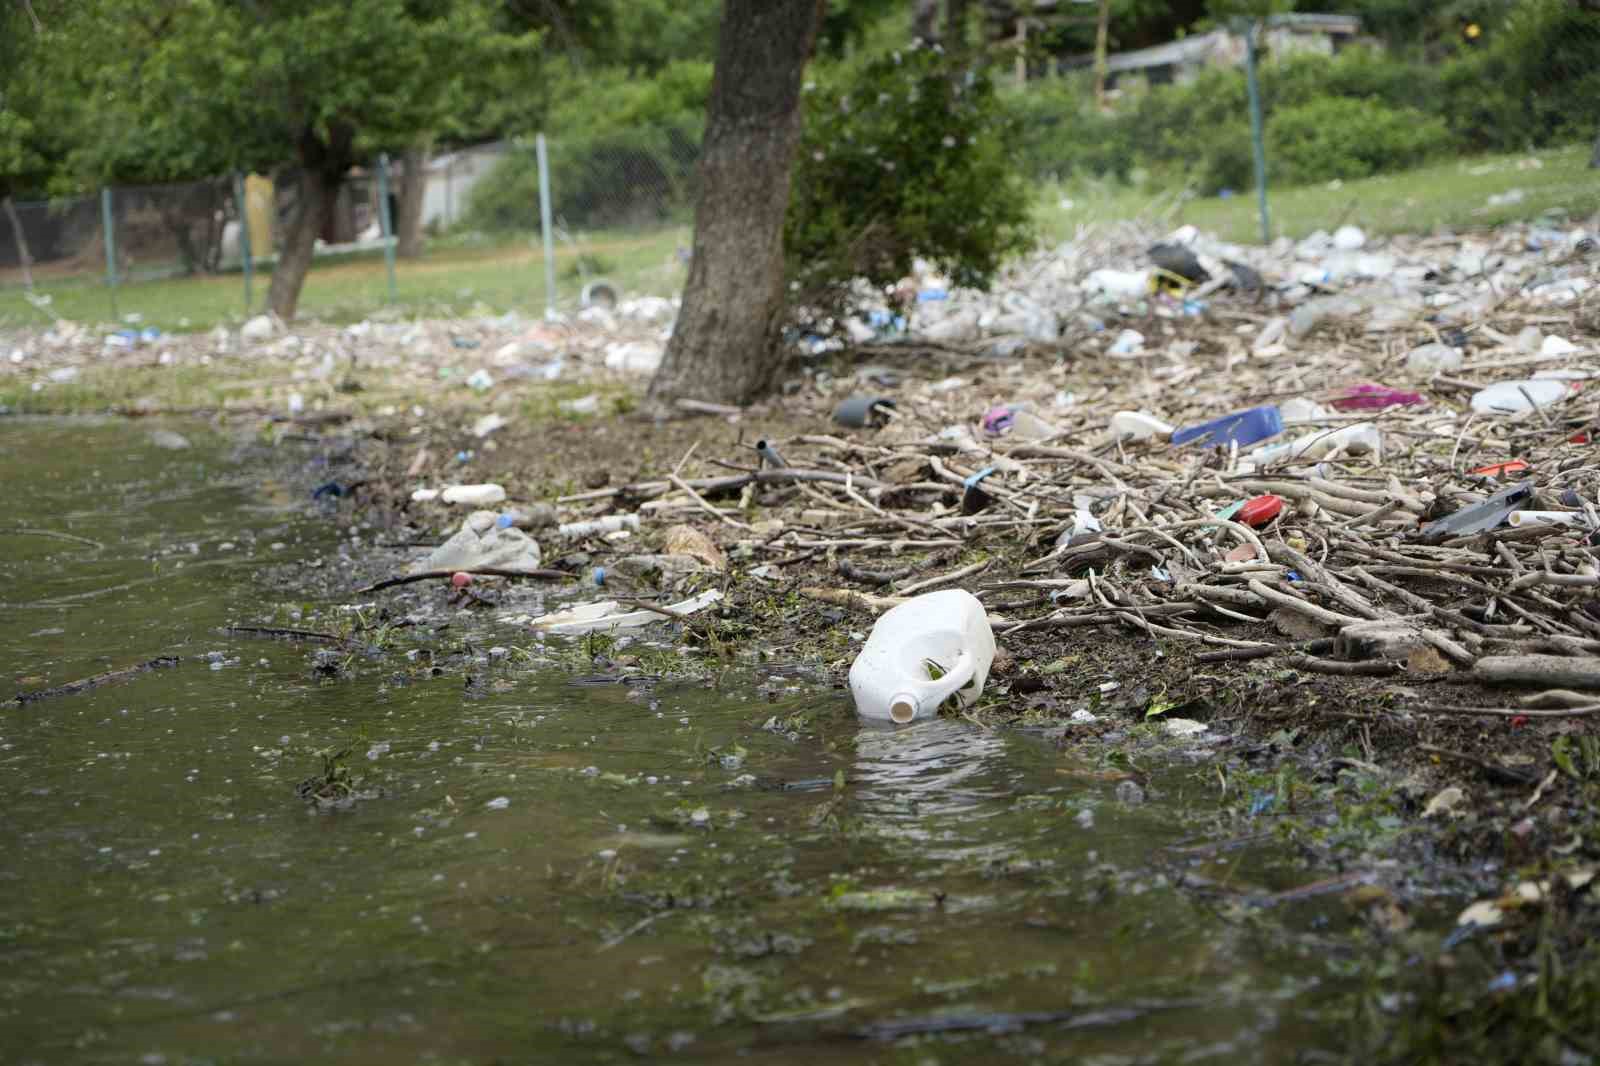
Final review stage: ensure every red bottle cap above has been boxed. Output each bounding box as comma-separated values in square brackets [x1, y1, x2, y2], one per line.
[1237, 494, 1284, 527]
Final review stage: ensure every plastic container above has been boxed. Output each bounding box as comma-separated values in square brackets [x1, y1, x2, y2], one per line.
[1171, 405, 1283, 449]
[1470, 379, 1568, 415]
[1110, 411, 1173, 441]
[849, 589, 995, 725]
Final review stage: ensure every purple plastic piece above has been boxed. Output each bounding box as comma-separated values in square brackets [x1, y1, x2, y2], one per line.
[1331, 383, 1424, 412]
[982, 405, 1016, 435]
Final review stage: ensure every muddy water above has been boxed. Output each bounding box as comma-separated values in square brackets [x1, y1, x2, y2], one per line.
[2, 419, 1353, 1063]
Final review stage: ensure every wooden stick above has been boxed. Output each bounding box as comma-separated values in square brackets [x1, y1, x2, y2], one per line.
[356, 568, 574, 593]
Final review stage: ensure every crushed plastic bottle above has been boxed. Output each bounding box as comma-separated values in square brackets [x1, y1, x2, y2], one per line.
[1405, 343, 1463, 375]
[1171, 406, 1283, 449]
[848, 589, 995, 725]
[1420, 481, 1534, 539]
[1470, 379, 1568, 415]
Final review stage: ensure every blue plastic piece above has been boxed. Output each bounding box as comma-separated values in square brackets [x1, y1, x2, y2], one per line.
[592, 567, 605, 587]
[1171, 405, 1283, 449]
[495, 513, 514, 529]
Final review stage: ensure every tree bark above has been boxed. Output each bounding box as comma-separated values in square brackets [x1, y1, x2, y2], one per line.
[911, 0, 939, 43]
[1093, 0, 1110, 108]
[267, 124, 354, 321]
[2, 195, 35, 289]
[267, 168, 339, 320]
[645, 0, 823, 409]
[944, 0, 968, 55]
[396, 142, 430, 258]
[1590, 124, 1600, 169]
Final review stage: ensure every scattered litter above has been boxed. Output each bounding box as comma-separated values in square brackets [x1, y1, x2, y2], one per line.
[418, 510, 542, 574]
[530, 588, 724, 636]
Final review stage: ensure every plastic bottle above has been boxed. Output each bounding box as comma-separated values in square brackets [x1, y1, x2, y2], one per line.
[557, 514, 640, 539]
[1470, 379, 1568, 415]
[1405, 343, 1462, 375]
[440, 483, 507, 506]
[1171, 405, 1283, 449]
[849, 589, 995, 725]
[1241, 422, 1381, 468]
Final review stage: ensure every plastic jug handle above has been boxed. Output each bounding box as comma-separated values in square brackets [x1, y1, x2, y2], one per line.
[908, 650, 977, 713]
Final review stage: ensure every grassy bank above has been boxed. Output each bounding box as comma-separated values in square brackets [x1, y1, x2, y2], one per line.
[1035, 143, 1599, 245]
[3, 145, 1594, 336]
[0, 223, 688, 334]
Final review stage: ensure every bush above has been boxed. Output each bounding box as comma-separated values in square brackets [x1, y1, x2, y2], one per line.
[1438, 0, 1600, 153]
[785, 46, 1034, 323]
[1266, 97, 1454, 185]
[1004, 77, 1135, 183]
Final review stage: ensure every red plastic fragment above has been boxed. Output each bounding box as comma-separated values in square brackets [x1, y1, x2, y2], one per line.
[1510, 715, 1529, 729]
[1237, 494, 1284, 527]
[450, 571, 473, 588]
[1471, 459, 1530, 477]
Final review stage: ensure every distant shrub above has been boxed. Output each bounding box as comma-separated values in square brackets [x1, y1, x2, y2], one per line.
[1267, 97, 1453, 185]
[463, 60, 709, 232]
[1439, 0, 1600, 152]
[1003, 1, 1599, 198]
[786, 46, 1034, 323]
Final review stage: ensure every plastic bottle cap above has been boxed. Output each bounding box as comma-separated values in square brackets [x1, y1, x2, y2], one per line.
[888, 694, 919, 724]
[1237, 494, 1284, 527]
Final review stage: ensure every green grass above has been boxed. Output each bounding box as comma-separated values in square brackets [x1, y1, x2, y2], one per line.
[6, 144, 1595, 335]
[0, 222, 688, 333]
[1035, 143, 1600, 245]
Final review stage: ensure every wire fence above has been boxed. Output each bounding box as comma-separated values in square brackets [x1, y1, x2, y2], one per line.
[0, 134, 699, 331]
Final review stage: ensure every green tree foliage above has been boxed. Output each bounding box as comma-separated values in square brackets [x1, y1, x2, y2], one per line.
[1013, 0, 1600, 195]
[785, 45, 1033, 326]
[465, 59, 711, 231]
[21, 0, 537, 313]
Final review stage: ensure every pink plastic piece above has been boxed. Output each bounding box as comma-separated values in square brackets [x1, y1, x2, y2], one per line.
[982, 405, 1016, 435]
[1330, 383, 1423, 412]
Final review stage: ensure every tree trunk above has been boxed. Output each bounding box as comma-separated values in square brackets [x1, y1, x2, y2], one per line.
[944, 0, 968, 55]
[1093, 0, 1110, 108]
[2, 195, 35, 290]
[645, 0, 823, 409]
[396, 142, 430, 258]
[911, 0, 939, 43]
[267, 168, 339, 320]
[1590, 124, 1600, 169]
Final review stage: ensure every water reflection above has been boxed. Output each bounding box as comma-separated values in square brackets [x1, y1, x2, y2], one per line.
[851, 719, 1013, 859]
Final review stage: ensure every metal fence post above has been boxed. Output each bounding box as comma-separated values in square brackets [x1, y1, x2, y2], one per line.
[233, 172, 254, 313]
[100, 186, 119, 319]
[377, 153, 398, 304]
[1244, 19, 1271, 245]
[535, 133, 557, 317]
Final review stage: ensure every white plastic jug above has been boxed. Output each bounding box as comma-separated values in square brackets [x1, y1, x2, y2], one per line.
[848, 589, 995, 725]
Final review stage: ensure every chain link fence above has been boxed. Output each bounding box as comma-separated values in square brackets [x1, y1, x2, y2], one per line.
[0, 133, 699, 332]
